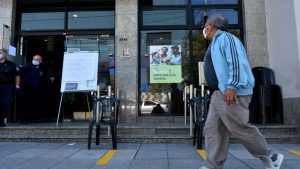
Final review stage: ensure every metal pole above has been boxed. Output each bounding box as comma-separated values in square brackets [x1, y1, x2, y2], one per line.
[184, 86, 189, 125]
[189, 85, 193, 136]
[85, 93, 90, 120]
[56, 93, 64, 126]
[107, 85, 111, 136]
[96, 85, 100, 122]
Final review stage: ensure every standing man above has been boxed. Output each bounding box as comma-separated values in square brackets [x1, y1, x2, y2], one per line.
[0, 49, 20, 127]
[20, 55, 47, 123]
[200, 15, 284, 169]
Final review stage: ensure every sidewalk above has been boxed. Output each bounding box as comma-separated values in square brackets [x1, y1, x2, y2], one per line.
[0, 142, 299, 169]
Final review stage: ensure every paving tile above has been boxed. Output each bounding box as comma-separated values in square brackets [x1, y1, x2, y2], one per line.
[36, 149, 79, 159]
[6, 149, 48, 158]
[32, 143, 63, 149]
[112, 150, 137, 160]
[169, 159, 204, 169]
[167, 143, 195, 151]
[89, 159, 131, 169]
[139, 143, 166, 150]
[240, 159, 266, 169]
[51, 159, 95, 169]
[135, 150, 167, 159]
[56, 143, 87, 150]
[11, 157, 62, 169]
[0, 157, 28, 169]
[168, 149, 200, 159]
[283, 159, 300, 169]
[129, 159, 168, 169]
[223, 158, 252, 169]
[229, 149, 257, 159]
[69, 150, 106, 160]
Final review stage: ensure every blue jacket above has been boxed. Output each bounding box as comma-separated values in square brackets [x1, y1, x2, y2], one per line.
[210, 30, 254, 96]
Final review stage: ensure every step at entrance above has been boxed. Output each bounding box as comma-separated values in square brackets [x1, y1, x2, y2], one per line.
[0, 122, 299, 144]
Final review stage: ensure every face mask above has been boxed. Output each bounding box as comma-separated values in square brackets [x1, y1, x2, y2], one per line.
[0, 54, 3, 59]
[32, 60, 40, 66]
[203, 26, 208, 39]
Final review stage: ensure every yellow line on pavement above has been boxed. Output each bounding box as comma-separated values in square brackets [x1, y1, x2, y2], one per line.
[288, 149, 300, 156]
[197, 149, 207, 160]
[96, 150, 117, 165]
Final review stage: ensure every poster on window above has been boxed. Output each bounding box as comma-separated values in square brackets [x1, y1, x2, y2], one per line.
[149, 45, 182, 83]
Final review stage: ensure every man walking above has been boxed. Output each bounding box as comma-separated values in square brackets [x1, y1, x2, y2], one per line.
[200, 15, 284, 169]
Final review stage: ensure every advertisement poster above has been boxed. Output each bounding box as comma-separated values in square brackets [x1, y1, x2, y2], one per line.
[149, 45, 182, 83]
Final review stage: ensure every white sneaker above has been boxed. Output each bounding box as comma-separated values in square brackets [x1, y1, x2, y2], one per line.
[262, 153, 284, 169]
[199, 166, 209, 169]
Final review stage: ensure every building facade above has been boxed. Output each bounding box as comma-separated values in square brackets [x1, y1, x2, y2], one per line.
[0, 0, 299, 126]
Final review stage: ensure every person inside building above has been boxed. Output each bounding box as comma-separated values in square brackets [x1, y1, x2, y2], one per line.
[0, 49, 20, 127]
[170, 83, 183, 115]
[200, 14, 284, 169]
[20, 55, 48, 123]
[151, 104, 165, 115]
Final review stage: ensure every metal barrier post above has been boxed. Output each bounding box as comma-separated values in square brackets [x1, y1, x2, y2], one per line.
[107, 86, 112, 136]
[96, 85, 100, 122]
[189, 85, 193, 136]
[184, 86, 189, 125]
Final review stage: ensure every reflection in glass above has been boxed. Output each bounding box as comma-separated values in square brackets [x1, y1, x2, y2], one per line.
[140, 0, 187, 5]
[21, 12, 64, 30]
[143, 10, 186, 26]
[68, 11, 115, 29]
[191, 0, 238, 5]
[194, 9, 238, 25]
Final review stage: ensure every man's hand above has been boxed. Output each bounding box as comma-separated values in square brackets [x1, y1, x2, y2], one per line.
[223, 89, 238, 105]
[15, 85, 21, 94]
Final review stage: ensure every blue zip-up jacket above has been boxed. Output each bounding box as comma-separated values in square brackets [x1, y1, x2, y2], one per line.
[210, 30, 254, 96]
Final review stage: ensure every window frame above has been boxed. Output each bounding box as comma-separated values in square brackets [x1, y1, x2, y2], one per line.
[138, 0, 244, 116]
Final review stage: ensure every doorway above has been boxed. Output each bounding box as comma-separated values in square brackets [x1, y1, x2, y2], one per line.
[20, 35, 65, 121]
[18, 34, 115, 122]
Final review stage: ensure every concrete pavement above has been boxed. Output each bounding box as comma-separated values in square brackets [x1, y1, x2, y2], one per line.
[0, 142, 299, 169]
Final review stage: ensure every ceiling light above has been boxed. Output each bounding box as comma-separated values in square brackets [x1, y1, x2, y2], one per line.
[73, 14, 78, 18]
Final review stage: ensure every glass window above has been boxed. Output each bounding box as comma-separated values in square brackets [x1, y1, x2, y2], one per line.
[191, 0, 238, 5]
[140, 30, 189, 115]
[143, 10, 186, 26]
[194, 9, 238, 25]
[68, 11, 115, 29]
[140, 0, 187, 5]
[228, 29, 241, 40]
[21, 12, 64, 30]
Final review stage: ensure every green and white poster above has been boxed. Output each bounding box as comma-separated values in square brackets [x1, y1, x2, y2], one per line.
[149, 45, 182, 83]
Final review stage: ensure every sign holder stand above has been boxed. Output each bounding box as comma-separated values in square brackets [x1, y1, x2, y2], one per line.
[56, 91, 92, 126]
[56, 51, 98, 126]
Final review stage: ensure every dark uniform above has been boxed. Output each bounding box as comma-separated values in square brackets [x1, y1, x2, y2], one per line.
[0, 60, 20, 126]
[20, 63, 47, 122]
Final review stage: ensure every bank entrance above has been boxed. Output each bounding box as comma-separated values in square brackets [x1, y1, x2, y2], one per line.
[16, 34, 115, 122]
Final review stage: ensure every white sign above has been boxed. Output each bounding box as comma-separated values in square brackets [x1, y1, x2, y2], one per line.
[198, 62, 207, 85]
[60, 51, 98, 92]
[8, 45, 16, 56]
